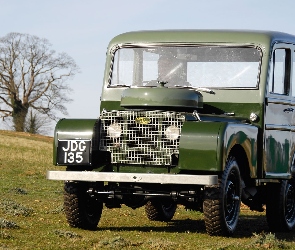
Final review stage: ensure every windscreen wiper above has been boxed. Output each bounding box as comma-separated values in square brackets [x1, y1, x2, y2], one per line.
[174, 85, 215, 94]
[111, 84, 130, 88]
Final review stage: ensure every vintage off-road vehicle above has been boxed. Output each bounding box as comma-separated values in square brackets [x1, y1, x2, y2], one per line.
[47, 30, 295, 236]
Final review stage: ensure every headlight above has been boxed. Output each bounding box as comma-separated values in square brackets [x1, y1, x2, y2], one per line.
[164, 125, 180, 140]
[107, 123, 122, 138]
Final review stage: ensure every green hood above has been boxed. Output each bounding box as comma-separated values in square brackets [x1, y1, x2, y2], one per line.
[121, 87, 203, 110]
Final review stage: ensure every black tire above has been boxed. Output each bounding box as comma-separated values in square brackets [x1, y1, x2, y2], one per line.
[266, 177, 295, 232]
[64, 181, 103, 230]
[203, 157, 241, 236]
[145, 199, 177, 221]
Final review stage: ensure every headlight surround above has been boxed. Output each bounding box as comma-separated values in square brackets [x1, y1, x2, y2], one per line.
[107, 123, 122, 138]
[164, 125, 180, 140]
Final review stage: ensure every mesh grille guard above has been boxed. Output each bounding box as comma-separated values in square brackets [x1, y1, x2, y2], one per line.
[99, 110, 185, 165]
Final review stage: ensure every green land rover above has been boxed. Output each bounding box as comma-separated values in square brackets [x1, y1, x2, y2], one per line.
[47, 30, 295, 236]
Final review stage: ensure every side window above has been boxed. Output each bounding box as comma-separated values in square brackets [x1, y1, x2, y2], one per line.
[269, 48, 291, 95]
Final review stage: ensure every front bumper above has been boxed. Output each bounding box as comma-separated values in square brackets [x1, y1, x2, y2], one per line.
[47, 171, 218, 185]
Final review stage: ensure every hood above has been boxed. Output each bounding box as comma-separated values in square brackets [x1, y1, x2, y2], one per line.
[121, 87, 203, 110]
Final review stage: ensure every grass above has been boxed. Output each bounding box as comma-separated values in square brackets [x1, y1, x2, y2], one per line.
[1, 129, 295, 249]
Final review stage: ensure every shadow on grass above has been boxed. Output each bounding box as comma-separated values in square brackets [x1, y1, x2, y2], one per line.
[98, 215, 295, 242]
[98, 218, 206, 234]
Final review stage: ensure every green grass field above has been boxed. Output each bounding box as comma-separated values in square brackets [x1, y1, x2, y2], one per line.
[1, 130, 295, 249]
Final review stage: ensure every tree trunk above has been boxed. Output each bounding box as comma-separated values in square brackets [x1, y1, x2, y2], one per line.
[11, 98, 29, 132]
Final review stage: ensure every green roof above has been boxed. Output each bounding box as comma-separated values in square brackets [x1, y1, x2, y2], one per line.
[108, 30, 295, 49]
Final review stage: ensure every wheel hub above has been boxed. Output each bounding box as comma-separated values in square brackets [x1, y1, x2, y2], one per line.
[225, 173, 240, 225]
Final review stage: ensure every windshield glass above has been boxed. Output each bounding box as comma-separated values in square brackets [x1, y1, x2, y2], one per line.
[110, 46, 261, 88]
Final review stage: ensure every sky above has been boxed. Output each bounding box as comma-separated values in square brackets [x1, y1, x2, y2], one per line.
[1, 0, 295, 135]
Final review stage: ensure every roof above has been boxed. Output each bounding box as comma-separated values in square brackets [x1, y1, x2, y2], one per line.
[107, 30, 295, 49]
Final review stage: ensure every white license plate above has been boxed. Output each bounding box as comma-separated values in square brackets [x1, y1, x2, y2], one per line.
[57, 140, 91, 165]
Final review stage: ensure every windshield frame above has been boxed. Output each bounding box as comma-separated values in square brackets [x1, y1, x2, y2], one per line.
[107, 43, 262, 90]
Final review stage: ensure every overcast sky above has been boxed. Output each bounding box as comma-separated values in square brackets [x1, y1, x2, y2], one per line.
[1, 0, 295, 135]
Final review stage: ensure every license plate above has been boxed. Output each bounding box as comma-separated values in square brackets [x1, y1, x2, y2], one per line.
[57, 140, 91, 165]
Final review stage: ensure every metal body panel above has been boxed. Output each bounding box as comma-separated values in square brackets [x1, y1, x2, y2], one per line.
[121, 87, 203, 109]
[100, 101, 263, 127]
[53, 119, 99, 165]
[223, 124, 258, 178]
[178, 121, 258, 174]
[264, 97, 292, 177]
[178, 121, 225, 171]
[107, 30, 295, 47]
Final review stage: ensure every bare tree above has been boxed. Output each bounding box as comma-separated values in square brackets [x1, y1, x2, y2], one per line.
[0, 32, 79, 131]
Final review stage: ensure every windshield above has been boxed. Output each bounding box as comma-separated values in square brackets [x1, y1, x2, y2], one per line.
[110, 46, 261, 88]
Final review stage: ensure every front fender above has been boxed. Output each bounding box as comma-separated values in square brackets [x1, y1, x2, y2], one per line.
[223, 124, 258, 178]
[178, 121, 226, 171]
[178, 121, 258, 174]
[53, 118, 99, 166]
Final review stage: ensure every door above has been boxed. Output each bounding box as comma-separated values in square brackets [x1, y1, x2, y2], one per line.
[264, 45, 293, 178]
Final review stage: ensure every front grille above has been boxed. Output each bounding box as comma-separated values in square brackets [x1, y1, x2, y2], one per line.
[99, 110, 185, 165]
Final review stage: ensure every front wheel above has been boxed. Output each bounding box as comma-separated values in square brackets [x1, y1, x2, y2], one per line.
[64, 181, 103, 230]
[145, 199, 177, 221]
[203, 157, 241, 236]
[266, 176, 295, 231]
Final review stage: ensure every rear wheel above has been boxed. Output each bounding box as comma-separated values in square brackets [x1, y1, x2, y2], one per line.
[64, 181, 103, 230]
[203, 157, 241, 236]
[266, 176, 295, 232]
[145, 199, 177, 221]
